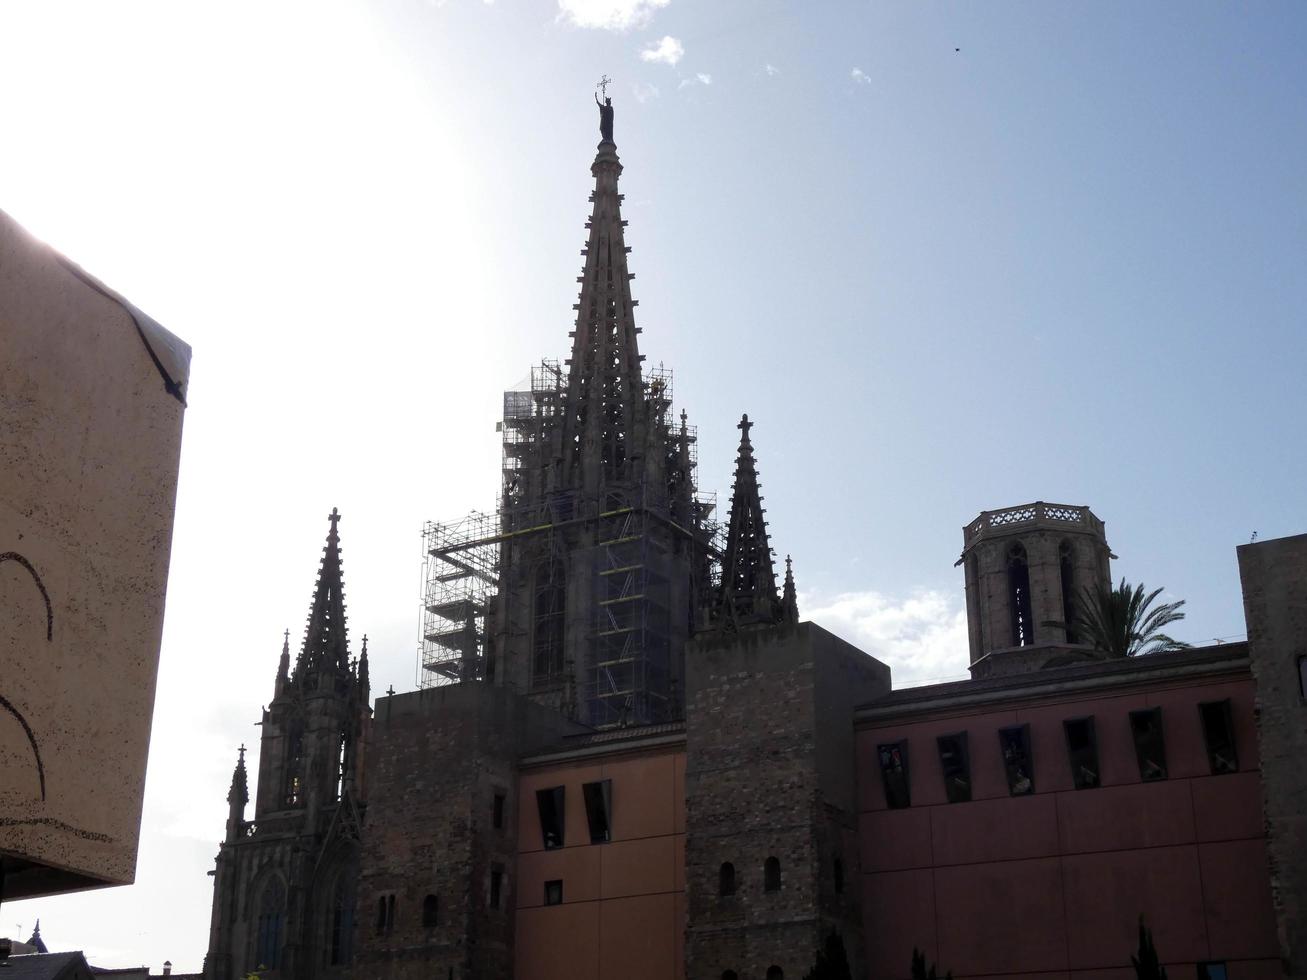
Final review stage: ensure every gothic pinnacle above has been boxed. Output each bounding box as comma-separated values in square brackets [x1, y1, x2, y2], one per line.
[715, 414, 781, 630]
[782, 554, 799, 624]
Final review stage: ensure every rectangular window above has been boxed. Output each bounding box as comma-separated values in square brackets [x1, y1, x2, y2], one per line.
[936, 732, 971, 803]
[536, 786, 565, 849]
[998, 724, 1035, 796]
[1063, 717, 1100, 789]
[1197, 963, 1227, 980]
[544, 879, 563, 906]
[1199, 699, 1239, 774]
[877, 741, 911, 809]
[1129, 707, 1168, 781]
[489, 867, 503, 910]
[492, 791, 505, 830]
[582, 779, 612, 843]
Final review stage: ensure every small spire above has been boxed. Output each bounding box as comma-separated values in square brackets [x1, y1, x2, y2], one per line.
[29, 919, 48, 954]
[358, 634, 371, 696]
[228, 744, 249, 807]
[781, 555, 799, 624]
[276, 628, 290, 686]
[714, 414, 781, 631]
[294, 508, 352, 680]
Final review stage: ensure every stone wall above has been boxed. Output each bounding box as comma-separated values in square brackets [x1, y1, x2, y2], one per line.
[684, 622, 890, 980]
[1239, 533, 1307, 979]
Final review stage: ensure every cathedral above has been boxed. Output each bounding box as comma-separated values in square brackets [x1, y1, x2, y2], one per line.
[201, 103, 1307, 980]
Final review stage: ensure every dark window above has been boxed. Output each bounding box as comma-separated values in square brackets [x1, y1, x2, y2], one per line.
[998, 724, 1035, 796]
[254, 879, 285, 971]
[284, 731, 304, 807]
[1299, 656, 1307, 698]
[1059, 541, 1078, 644]
[1064, 717, 1100, 789]
[536, 786, 566, 849]
[1008, 542, 1034, 647]
[877, 741, 911, 809]
[936, 732, 972, 803]
[490, 867, 503, 910]
[374, 893, 395, 937]
[422, 894, 438, 928]
[764, 856, 781, 892]
[833, 858, 844, 895]
[766, 968, 784, 980]
[327, 876, 355, 966]
[1197, 963, 1227, 980]
[1199, 699, 1239, 774]
[719, 862, 736, 897]
[493, 791, 505, 830]
[1129, 708, 1168, 781]
[722, 973, 739, 980]
[334, 735, 347, 801]
[582, 779, 612, 843]
[544, 879, 563, 906]
[532, 561, 566, 682]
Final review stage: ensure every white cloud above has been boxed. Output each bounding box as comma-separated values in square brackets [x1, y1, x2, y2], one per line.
[679, 71, 712, 89]
[764, 63, 780, 77]
[697, 72, 712, 85]
[558, 0, 669, 30]
[803, 588, 970, 687]
[850, 67, 871, 85]
[640, 35, 684, 66]
[632, 81, 660, 103]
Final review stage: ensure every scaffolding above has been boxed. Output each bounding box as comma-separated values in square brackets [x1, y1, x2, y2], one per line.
[419, 510, 498, 686]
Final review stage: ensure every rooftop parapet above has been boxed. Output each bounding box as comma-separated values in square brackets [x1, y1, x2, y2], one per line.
[963, 501, 1105, 550]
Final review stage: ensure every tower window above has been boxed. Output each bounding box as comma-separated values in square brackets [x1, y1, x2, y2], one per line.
[544, 879, 563, 906]
[1129, 708, 1168, 781]
[284, 731, 304, 807]
[253, 878, 285, 971]
[532, 561, 566, 684]
[764, 856, 781, 892]
[766, 968, 784, 980]
[422, 894, 438, 929]
[1059, 541, 1078, 644]
[877, 741, 911, 809]
[718, 862, 736, 897]
[998, 724, 1035, 796]
[1063, 717, 1100, 789]
[536, 786, 566, 849]
[492, 791, 506, 830]
[1008, 542, 1034, 647]
[327, 875, 356, 966]
[582, 779, 612, 843]
[1199, 699, 1239, 774]
[490, 867, 504, 909]
[374, 894, 395, 936]
[936, 732, 972, 803]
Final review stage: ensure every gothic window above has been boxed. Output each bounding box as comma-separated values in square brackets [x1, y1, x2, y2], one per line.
[998, 724, 1035, 796]
[253, 878, 285, 972]
[582, 779, 612, 843]
[1063, 717, 1100, 789]
[422, 894, 438, 929]
[1199, 699, 1239, 774]
[1008, 543, 1034, 647]
[1059, 541, 1078, 643]
[334, 735, 347, 802]
[718, 862, 736, 897]
[877, 741, 911, 809]
[966, 552, 984, 653]
[767, 968, 784, 980]
[536, 786, 565, 850]
[764, 856, 781, 892]
[532, 561, 566, 683]
[375, 894, 395, 936]
[327, 875, 356, 966]
[544, 879, 563, 906]
[285, 730, 304, 807]
[936, 732, 972, 803]
[1129, 708, 1168, 781]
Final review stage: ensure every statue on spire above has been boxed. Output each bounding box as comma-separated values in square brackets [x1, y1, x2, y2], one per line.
[596, 75, 614, 143]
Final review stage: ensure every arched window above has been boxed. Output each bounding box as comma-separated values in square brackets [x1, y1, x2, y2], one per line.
[1007, 542, 1033, 647]
[284, 729, 304, 807]
[764, 856, 781, 892]
[327, 874, 356, 966]
[1059, 541, 1078, 644]
[766, 967, 784, 980]
[422, 894, 438, 928]
[718, 862, 736, 897]
[532, 561, 566, 683]
[722, 972, 739, 980]
[253, 878, 285, 971]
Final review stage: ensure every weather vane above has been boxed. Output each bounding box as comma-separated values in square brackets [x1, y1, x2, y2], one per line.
[597, 74, 612, 99]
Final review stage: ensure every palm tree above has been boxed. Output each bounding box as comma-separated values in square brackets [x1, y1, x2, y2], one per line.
[1046, 578, 1189, 658]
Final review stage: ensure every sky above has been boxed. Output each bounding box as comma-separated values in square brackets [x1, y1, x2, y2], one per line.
[2, 0, 1305, 970]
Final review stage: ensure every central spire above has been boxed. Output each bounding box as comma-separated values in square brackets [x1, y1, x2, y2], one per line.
[295, 507, 351, 679]
[557, 95, 648, 493]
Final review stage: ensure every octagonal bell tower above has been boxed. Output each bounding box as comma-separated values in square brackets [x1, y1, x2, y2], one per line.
[959, 502, 1114, 678]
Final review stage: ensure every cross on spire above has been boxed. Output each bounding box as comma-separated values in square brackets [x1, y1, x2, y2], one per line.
[597, 74, 611, 98]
